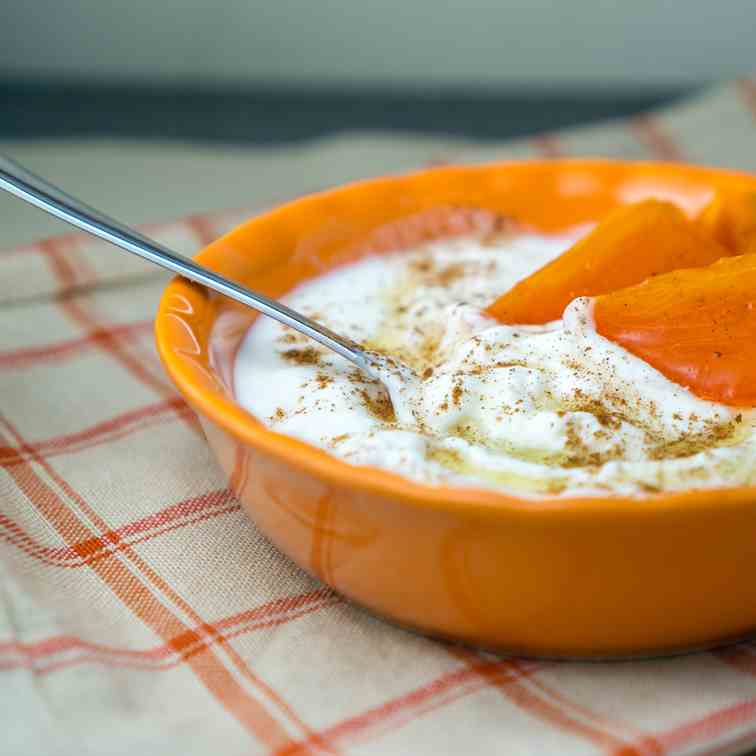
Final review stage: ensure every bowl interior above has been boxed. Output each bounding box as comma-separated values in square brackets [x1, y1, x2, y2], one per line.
[155, 159, 756, 512]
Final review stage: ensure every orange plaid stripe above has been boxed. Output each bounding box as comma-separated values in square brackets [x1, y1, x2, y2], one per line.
[0, 488, 238, 567]
[0, 588, 337, 674]
[0, 319, 153, 368]
[57, 293, 179, 400]
[656, 698, 756, 753]
[448, 648, 657, 754]
[532, 133, 566, 158]
[38, 236, 95, 292]
[0, 414, 300, 748]
[0, 397, 190, 466]
[630, 115, 687, 162]
[275, 658, 546, 755]
[738, 77, 756, 121]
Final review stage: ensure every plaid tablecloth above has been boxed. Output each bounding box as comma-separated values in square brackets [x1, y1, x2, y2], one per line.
[3, 78, 756, 756]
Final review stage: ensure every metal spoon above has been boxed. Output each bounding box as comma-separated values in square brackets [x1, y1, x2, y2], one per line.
[0, 154, 420, 417]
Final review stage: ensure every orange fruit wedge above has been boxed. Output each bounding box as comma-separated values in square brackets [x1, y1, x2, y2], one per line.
[594, 254, 756, 406]
[487, 200, 730, 324]
[696, 190, 756, 253]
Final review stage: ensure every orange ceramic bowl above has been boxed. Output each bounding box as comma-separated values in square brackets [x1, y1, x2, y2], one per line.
[156, 159, 756, 658]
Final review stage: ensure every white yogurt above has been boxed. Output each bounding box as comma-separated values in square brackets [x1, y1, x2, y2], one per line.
[234, 231, 756, 497]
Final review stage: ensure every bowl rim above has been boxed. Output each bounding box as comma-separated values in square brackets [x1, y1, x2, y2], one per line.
[155, 157, 756, 518]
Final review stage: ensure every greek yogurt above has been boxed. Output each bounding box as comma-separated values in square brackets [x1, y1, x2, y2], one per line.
[234, 230, 756, 496]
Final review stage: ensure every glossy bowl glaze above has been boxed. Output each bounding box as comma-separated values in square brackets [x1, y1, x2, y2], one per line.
[156, 160, 756, 658]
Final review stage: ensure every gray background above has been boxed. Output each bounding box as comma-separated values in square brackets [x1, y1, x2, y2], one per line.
[2, 0, 754, 91]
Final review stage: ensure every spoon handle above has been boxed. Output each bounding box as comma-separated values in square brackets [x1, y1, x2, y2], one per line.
[0, 153, 369, 371]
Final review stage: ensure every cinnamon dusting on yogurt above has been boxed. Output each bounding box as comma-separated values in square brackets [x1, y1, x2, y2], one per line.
[280, 347, 322, 366]
[235, 228, 756, 497]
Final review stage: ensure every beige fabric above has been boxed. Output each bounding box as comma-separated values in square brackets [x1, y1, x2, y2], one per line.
[2, 78, 756, 756]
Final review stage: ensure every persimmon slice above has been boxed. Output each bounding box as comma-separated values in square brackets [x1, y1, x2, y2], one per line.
[594, 254, 756, 406]
[696, 191, 756, 253]
[487, 200, 729, 324]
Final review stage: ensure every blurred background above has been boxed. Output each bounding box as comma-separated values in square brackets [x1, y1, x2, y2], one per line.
[3, 0, 755, 143]
[1, 1, 755, 246]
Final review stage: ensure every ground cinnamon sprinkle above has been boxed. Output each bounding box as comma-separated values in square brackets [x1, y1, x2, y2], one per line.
[561, 419, 627, 468]
[436, 263, 466, 286]
[567, 398, 625, 431]
[451, 382, 463, 407]
[637, 481, 663, 494]
[358, 388, 396, 423]
[649, 419, 737, 460]
[481, 214, 519, 245]
[410, 258, 433, 274]
[281, 347, 321, 366]
[314, 372, 332, 390]
[426, 446, 464, 469]
[277, 332, 301, 345]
